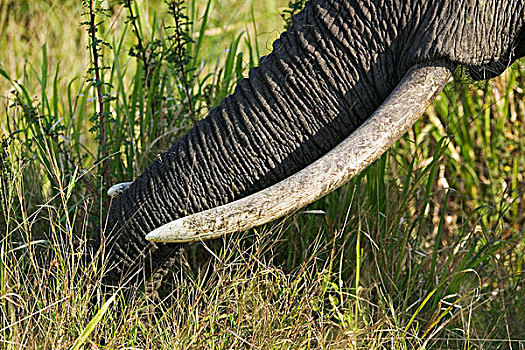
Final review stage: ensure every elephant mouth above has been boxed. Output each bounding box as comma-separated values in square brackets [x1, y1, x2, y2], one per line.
[145, 63, 452, 243]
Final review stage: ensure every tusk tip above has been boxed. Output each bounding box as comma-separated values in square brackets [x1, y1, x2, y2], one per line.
[107, 182, 133, 197]
[145, 219, 195, 243]
[145, 231, 160, 242]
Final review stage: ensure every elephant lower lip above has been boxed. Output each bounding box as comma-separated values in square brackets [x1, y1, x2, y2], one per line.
[145, 63, 452, 243]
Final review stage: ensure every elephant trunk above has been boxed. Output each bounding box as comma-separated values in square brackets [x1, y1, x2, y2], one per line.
[100, 0, 407, 287]
[98, 0, 525, 288]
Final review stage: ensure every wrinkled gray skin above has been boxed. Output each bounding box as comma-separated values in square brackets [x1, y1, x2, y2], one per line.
[93, 0, 525, 291]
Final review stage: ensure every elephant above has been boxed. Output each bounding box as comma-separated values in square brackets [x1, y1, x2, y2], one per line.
[91, 0, 525, 293]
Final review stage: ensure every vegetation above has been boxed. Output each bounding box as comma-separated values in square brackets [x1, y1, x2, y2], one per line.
[0, 0, 523, 348]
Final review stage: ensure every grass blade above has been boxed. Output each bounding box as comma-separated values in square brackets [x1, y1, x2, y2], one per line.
[70, 293, 117, 350]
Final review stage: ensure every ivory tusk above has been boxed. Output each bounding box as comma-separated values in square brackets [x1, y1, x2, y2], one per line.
[108, 182, 133, 197]
[146, 63, 452, 243]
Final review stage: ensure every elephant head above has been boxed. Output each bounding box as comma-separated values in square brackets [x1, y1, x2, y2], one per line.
[95, 0, 525, 290]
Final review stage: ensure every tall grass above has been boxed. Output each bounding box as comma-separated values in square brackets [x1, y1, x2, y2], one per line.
[0, 0, 524, 348]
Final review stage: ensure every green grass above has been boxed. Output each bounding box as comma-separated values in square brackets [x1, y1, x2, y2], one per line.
[1, 0, 524, 348]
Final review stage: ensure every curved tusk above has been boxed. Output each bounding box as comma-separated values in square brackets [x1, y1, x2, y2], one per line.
[108, 182, 133, 197]
[146, 63, 452, 243]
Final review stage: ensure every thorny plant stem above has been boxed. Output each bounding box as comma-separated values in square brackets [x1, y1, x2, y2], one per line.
[170, 1, 196, 125]
[124, 0, 158, 142]
[89, 0, 109, 189]
[125, 0, 151, 87]
[0, 143, 9, 230]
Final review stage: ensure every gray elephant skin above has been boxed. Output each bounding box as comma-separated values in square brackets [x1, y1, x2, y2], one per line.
[91, 0, 525, 292]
